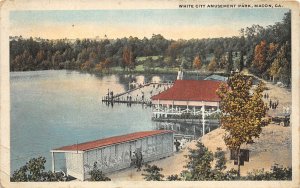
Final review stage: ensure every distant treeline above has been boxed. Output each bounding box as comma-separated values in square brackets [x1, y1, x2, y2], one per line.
[10, 11, 291, 85]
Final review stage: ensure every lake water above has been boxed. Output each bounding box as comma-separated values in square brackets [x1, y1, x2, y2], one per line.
[10, 70, 210, 174]
[10, 70, 165, 173]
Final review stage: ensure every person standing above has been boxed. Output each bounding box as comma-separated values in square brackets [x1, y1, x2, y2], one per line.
[135, 150, 143, 172]
[174, 139, 181, 152]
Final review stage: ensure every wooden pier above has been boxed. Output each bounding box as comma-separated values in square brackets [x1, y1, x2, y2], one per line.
[102, 82, 173, 106]
[102, 98, 152, 106]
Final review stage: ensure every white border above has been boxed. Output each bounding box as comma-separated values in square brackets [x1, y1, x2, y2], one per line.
[0, 0, 299, 188]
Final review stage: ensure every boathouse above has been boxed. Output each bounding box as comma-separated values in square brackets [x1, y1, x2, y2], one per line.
[51, 130, 174, 181]
[151, 80, 223, 116]
[151, 80, 223, 135]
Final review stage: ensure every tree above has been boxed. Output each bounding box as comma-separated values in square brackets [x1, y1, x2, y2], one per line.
[193, 55, 202, 70]
[251, 40, 267, 75]
[11, 156, 65, 182]
[163, 56, 172, 67]
[216, 73, 269, 177]
[207, 58, 217, 72]
[142, 164, 164, 181]
[36, 50, 45, 63]
[226, 51, 233, 73]
[214, 147, 227, 171]
[269, 58, 281, 82]
[219, 55, 227, 69]
[80, 60, 94, 71]
[166, 41, 181, 67]
[89, 162, 111, 181]
[95, 62, 104, 72]
[276, 44, 291, 86]
[27, 156, 46, 181]
[52, 51, 62, 69]
[122, 45, 134, 70]
[239, 51, 244, 71]
[184, 141, 214, 180]
[266, 42, 279, 67]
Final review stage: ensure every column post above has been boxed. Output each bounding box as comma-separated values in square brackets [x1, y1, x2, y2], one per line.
[186, 101, 189, 112]
[202, 103, 205, 136]
[172, 101, 174, 113]
[51, 151, 55, 173]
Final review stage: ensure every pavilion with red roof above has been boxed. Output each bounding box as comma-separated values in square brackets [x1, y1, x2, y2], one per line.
[151, 79, 223, 118]
[150, 79, 224, 138]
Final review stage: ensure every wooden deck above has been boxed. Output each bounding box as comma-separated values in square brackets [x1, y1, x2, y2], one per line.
[102, 82, 173, 105]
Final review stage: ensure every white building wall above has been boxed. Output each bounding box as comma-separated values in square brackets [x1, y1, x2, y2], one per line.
[78, 132, 173, 180]
[65, 152, 84, 181]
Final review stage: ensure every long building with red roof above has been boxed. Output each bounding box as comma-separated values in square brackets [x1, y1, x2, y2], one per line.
[51, 130, 174, 180]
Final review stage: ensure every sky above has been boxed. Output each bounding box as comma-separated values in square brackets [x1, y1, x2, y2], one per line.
[10, 9, 289, 40]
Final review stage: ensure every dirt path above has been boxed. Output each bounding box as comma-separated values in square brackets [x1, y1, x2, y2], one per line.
[242, 70, 291, 117]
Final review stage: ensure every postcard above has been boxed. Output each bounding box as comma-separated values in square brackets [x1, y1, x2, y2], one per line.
[0, 0, 299, 187]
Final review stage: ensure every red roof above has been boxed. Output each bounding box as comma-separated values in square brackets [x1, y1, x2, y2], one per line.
[151, 80, 223, 102]
[53, 130, 173, 152]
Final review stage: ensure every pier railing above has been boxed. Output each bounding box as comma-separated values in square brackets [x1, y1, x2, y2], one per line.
[102, 82, 173, 105]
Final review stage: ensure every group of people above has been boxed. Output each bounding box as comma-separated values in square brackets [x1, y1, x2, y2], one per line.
[269, 99, 279, 110]
[263, 93, 269, 99]
[264, 92, 280, 110]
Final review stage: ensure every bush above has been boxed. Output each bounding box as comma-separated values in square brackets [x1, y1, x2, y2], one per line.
[89, 162, 111, 181]
[11, 156, 66, 182]
[166, 174, 181, 181]
[142, 164, 164, 181]
[244, 164, 292, 180]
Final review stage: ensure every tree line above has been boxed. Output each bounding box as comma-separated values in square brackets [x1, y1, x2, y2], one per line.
[10, 11, 291, 85]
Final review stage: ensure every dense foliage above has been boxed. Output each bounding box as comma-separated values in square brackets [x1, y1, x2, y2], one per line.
[11, 156, 66, 182]
[10, 11, 291, 85]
